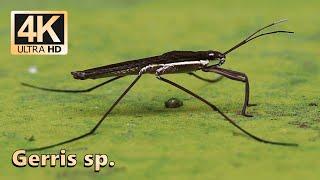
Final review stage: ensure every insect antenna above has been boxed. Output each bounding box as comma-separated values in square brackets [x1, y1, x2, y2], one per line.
[224, 19, 293, 55]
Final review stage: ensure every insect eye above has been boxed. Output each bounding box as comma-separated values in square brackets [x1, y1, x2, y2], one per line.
[208, 53, 215, 60]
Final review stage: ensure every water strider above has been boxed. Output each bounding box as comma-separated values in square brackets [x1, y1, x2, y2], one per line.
[22, 19, 298, 151]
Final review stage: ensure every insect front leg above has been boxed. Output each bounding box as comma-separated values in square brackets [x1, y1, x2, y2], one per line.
[202, 65, 256, 117]
[188, 72, 224, 83]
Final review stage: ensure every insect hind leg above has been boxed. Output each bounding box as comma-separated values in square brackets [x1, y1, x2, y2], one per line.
[21, 76, 123, 93]
[26, 74, 141, 151]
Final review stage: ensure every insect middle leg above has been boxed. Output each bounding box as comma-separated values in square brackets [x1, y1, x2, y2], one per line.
[202, 65, 256, 117]
[21, 76, 123, 93]
[155, 74, 297, 146]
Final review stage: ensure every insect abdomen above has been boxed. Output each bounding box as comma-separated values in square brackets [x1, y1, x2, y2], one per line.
[71, 66, 141, 80]
[71, 57, 157, 80]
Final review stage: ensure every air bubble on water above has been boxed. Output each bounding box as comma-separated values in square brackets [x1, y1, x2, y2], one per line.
[28, 66, 38, 74]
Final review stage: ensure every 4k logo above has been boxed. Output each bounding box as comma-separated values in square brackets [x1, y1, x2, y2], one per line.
[11, 11, 68, 55]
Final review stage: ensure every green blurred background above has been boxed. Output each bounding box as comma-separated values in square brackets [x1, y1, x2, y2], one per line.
[1, 0, 319, 179]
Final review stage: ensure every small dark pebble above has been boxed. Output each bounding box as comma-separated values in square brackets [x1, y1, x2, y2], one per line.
[26, 135, 35, 142]
[309, 102, 318, 106]
[299, 123, 310, 128]
[289, 121, 310, 129]
[165, 98, 183, 108]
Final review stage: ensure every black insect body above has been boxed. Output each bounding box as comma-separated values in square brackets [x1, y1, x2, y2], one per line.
[71, 50, 224, 80]
[22, 19, 298, 151]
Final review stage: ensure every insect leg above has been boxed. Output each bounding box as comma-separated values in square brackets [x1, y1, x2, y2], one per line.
[156, 75, 297, 147]
[26, 74, 141, 151]
[21, 76, 123, 93]
[188, 72, 223, 83]
[203, 66, 256, 117]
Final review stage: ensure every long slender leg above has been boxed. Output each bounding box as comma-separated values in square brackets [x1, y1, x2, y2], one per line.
[21, 76, 123, 93]
[26, 75, 141, 151]
[156, 75, 297, 146]
[188, 72, 223, 83]
[203, 66, 256, 117]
